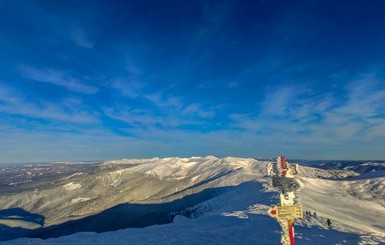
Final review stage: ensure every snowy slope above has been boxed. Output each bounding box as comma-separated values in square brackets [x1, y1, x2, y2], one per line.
[1, 157, 385, 244]
[0, 157, 268, 239]
[1, 157, 261, 225]
[6, 181, 379, 245]
[296, 168, 385, 236]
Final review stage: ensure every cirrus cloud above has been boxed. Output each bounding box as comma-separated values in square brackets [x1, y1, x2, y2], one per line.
[19, 65, 98, 94]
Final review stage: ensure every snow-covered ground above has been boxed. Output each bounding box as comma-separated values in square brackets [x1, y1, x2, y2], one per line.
[1, 157, 385, 244]
[296, 169, 385, 237]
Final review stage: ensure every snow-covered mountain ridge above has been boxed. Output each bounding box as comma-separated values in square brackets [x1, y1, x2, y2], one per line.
[0, 157, 268, 240]
[1, 157, 385, 244]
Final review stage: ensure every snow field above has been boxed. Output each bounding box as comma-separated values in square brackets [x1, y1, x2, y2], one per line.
[1, 157, 385, 244]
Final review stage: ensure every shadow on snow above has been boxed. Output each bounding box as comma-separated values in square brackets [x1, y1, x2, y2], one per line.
[1, 184, 239, 241]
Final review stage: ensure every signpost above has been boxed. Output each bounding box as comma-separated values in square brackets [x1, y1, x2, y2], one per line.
[267, 156, 302, 245]
[269, 205, 303, 220]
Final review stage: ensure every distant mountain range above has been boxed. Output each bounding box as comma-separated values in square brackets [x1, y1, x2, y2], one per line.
[1, 157, 384, 244]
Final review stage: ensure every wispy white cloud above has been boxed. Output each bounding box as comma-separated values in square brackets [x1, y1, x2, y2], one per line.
[0, 83, 98, 124]
[104, 88, 217, 132]
[259, 86, 296, 116]
[145, 92, 215, 119]
[112, 57, 145, 98]
[19, 65, 98, 94]
[145, 92, 184, 110]
[109, 71, 217, 129]
[2, 72, 385, 162]
[313, 75, 385, 144]
[229, 113, 260, 131]
[104, 107, 174, 128]
[112, 79, 144, 98]
[182, 103, 215, 119]
[229, 73, 385, 158]
[335, 74, 385, 119]
[70, 28, 93, 49]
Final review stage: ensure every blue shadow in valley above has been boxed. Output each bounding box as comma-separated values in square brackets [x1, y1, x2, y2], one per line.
[0, 207, 45, 241]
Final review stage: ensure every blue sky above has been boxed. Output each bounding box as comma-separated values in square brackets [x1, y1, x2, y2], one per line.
[1, 0, 385, 163]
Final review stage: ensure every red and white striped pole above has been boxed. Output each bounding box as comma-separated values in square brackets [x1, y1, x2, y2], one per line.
[288, 219, 295, 245]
